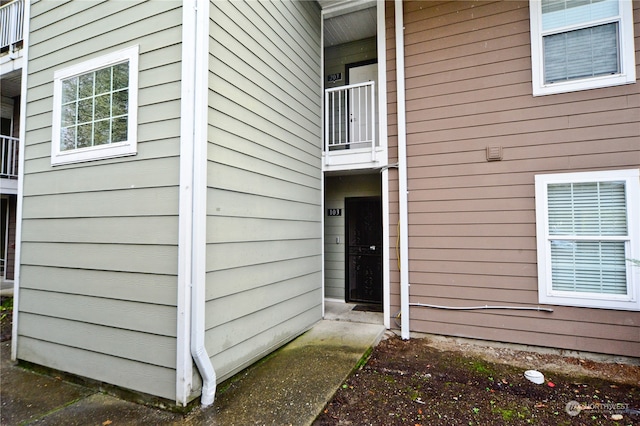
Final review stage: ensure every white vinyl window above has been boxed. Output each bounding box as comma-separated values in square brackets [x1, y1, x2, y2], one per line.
[529, 0, 636, 96]
[535, 169, 640, 310]
[51, 46, 139, 165]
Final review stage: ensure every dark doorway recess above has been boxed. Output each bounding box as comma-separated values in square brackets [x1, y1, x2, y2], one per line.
[345, 197, 382, 305]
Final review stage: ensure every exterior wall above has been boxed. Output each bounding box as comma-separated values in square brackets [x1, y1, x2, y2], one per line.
[11, 95, 19, 136]
[1, 96, 13, 120]
[5, 96, 19, 280]
[5, 195, 16, 280]
[324, 174, 381, 300]
[390, 1, 640, 357]
[19, 0, 183, 400]
[324, 36, 376, 90]
[206, 0, 323, 381]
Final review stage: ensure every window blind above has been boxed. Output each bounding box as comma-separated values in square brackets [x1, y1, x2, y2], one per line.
[541, 0, 620, 83]
[542, 0, 618, 31]
[548, 181, 628, 295]
[543, 23, 619, 83]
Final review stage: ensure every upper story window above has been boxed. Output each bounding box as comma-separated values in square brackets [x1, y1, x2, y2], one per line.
[535, 169, 640, 311]
[51, 46, 139, 165]
[529, 0, 636, 96]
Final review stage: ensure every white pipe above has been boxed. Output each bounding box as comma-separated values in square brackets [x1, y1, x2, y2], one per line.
[177, 0, 196, 406]
[377, 0, 390, 330]
[410, 303, 554, 312]
[394, 0, 410, 340]
[320, 13, 325, 317]
[393, 304, 554, 328]
[11, 0, 30, 361]
[191, 0, 216, 407]
[179, 0, 215, 407]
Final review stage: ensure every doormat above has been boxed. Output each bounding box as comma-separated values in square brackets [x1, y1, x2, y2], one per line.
[352, 304, 383, 312]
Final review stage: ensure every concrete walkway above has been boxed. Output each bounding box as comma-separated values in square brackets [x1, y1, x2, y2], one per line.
[1, 302, 386, 425]
[0, 279, 13, 296]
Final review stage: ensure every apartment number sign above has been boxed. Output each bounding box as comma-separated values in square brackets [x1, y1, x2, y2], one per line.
[327, 73, 342, 83]
[327, 208, 342, 216]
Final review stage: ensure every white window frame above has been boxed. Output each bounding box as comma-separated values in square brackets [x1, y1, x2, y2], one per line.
[535, 169, 640, 310]
[529, 0, 636, 96]
[51, 45, 139, 165]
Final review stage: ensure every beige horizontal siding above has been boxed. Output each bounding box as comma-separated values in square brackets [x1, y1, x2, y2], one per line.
[208, 142, 319, 188]
[388, 1, 640, 357]
[207, 163, 319, 205]
[21, 187, 179, 219]
[209, 303, 322, 382]
[20, 266, 176, 305]
[19, 313, 176, 368]
[19, 289, 177, 337]
[17, 337, 176, 401]
[18, 0, 184, 401]
[207, 216, 320, 244]
[21, 217, 178, 244]
[22, 156, 179, 195]
[206, 256, 321, 300]
[206, 240, 320, 272]
[206, 0, 322, 381]
[20, 242, 177, 275]
[207, 188, 320, 221]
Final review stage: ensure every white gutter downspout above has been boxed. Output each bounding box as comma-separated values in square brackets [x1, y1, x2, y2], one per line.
[394, 0, 410, 340]
[178, 0, 216, 407]
[377, 0, 390, 330]
[11, 0, 31, 361]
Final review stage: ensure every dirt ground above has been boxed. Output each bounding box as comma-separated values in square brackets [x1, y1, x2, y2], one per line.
[314, 332, 640, 425]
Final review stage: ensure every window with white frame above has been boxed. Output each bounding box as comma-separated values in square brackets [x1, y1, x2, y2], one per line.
[535, 169, 640, 310]
[529, 0, 636, 96]
[51, 46, 139, 165]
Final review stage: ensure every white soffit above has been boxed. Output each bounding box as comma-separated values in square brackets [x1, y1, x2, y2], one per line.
[321, 0, 377, 47]
[0, 68, 22, 98]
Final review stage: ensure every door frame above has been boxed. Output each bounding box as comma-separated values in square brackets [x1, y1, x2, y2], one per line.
[344, 196, 383, 305]
[345, 59, 378, 85]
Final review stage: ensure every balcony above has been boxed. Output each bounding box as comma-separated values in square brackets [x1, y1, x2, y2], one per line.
[324, 81, 383, 171]
[0, 0, 24, 53]
[1, 136, 19, 194]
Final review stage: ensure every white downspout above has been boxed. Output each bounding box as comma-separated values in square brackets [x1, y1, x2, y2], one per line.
[394, 0, 410, 340]
[377, 0, 391, 330]
[178, 0, 216, 407]
[11, 0, 31, 361]
[191, 0, 216, 407]
[320, 13, 325, 318]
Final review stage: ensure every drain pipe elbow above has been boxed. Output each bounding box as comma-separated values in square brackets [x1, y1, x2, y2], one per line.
[192, 341, 216, 406]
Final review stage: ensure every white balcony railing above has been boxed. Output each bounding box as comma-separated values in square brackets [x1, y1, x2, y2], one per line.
[325, 81, 376, 154]
[1, 0, 24, 51]
[1, 135, 19, 178]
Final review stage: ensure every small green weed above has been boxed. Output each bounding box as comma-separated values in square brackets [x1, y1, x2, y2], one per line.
[0, 297, 12, 321]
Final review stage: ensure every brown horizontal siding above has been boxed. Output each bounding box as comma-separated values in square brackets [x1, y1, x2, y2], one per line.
[388, 1, 640, 356]
[410, 311, 639, 357]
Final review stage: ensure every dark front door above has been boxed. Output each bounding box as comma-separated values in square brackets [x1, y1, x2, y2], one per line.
[346, 197, 382, 304]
